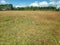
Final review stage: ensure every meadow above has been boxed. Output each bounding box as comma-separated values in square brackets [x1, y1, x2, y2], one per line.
[0, 11, 60, 45]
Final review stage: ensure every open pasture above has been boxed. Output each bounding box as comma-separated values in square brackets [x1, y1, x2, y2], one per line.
[0, 11, 60, 45]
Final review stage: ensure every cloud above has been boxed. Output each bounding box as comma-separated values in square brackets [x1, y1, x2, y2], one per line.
[29, 1, 60, 8]
[29, 1, 49, 7]
[39, 1, 49, 7]
[14, 0, 60, 9]
[1, 0, 6, 4]
[56, 1, 60, 9]
[15, 1, 60, 9]
[15, 4, 26, 7]
[29, 1, 39, 7]
[49, 1, 56, 7]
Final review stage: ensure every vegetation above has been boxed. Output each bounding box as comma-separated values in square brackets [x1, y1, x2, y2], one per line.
[0, 4, 60, 11]
[0, 4, 13, 11]
[13, 6, 57, 11]
[0, 11, 60, 45]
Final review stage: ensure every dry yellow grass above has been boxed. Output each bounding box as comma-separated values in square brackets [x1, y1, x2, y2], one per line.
[0, 11, 60, 45]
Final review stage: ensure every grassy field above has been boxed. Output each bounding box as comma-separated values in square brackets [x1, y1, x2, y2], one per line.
[0, 11, 60, 45]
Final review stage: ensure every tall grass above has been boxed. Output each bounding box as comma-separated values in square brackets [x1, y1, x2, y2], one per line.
[0, 11, 60, 45]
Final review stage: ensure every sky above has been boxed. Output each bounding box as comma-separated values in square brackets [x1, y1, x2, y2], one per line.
[0, 0, 60, 8]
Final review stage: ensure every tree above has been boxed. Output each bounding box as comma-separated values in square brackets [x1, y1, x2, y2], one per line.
[0, 4, 13, 10]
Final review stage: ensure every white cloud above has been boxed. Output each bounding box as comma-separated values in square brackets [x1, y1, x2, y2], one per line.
[39, 1, 49, 7]
[29, 1, 49, 7]
[15, 4, 26, 7]
[56, 1, 60, 9]
[29, 1, 39, 7]
[1, 0, 6, 4]
[49, 1, 56, 7]
[29, 1, 59, 7]
[15, 0, 60, 9]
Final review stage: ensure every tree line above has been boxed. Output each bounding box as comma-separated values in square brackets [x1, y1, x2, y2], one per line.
[0, 4, 60, 11]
